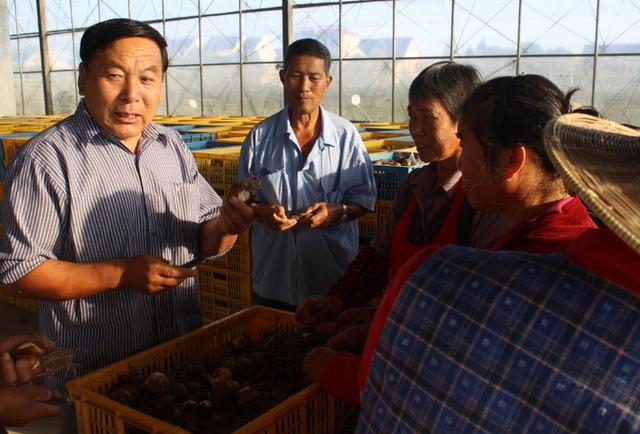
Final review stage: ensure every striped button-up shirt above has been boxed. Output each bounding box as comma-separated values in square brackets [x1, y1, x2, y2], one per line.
[358, 246, 640, 433]
[0, 101, 220, 394]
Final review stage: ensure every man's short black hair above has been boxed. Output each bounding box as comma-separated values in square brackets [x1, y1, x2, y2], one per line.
[283, 38, 331, 75]
[80, 18, 169, 72]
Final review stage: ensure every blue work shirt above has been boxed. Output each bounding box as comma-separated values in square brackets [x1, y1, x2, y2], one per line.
[238, 106, 376, 305]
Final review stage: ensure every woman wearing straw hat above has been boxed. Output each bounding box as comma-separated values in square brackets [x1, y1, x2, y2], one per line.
[356, 74, 602, 405]
[354, 112, 640, 433]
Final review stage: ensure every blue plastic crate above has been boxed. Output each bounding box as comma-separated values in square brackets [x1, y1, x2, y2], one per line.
[186, 140, 216, 150]
[179, 131, 215, 143]
[165, 124, 196, 131]
[370, 151, 426, 200]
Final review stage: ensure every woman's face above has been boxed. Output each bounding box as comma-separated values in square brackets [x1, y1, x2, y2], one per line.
[457, 117, 507, 212]
[408, 98, 461, 164]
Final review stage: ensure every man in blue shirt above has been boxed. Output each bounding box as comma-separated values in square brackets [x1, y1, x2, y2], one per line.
[238, 38, 376, 309]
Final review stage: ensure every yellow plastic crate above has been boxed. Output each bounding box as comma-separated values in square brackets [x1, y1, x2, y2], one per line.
[2, 136, 32, 165]
[14, 296, 39, 313]
[363, 139, 387, 153]
[68, 306, 350, 434]
[198, 291, 249, 322]
[191, 146, 241, 190]
[359, 199, 394, 239]
[383, 136, 416, 150]
[198, 262, 252, 305]
[208, 242, 251, 273]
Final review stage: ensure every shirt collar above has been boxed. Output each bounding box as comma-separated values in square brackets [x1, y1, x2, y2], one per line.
[72, 99, 168, 148]
[278, 105, 337, 150]
[410, 163, 462, 198]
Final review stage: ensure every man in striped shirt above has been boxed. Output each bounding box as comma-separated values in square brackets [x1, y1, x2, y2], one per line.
[0, 18, 254, 414]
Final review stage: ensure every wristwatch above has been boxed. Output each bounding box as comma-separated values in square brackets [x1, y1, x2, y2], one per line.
[339, 203, 348, 223]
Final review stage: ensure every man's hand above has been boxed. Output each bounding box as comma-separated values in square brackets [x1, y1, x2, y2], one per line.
[295, 295, 343, 326]
[216, 195, 256, 236]
[296, 202, 342, 229]
[118, 255, 196, 294]
[252, 203, 298, 231]
[302, 346, 336, 384]
[0, 383, 61, 427]
[0, 336, 53, 385]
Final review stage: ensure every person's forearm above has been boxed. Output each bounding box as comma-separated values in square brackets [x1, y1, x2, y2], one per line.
[6, 259, 123, 300]
[198, 219, 238, 257]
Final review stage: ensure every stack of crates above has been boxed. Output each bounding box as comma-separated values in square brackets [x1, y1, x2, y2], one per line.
[190, 146, 253, 322]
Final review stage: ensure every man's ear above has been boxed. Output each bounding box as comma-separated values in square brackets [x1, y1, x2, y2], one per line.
[78, 63, 87, 96]
[279, 69, 285, 85]
[504, 145, 526, 179]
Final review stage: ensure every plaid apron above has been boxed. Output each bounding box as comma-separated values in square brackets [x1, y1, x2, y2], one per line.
[358, 246, 640, 433]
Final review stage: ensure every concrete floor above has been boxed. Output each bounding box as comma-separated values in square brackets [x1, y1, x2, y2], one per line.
[0, 302, 63, 434]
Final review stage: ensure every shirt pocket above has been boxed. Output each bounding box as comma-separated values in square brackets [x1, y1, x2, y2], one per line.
[257, 167, 286, 204]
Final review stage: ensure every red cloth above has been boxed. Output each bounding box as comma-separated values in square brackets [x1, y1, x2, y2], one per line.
[566, 228, 640, 295]
[358, 196, 597, 397]
[321, 182, 465, 406]
[489, 196, 596, 253]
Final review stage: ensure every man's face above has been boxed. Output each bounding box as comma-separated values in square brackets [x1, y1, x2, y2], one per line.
[280, 55, 331, 117]
[78, 36, 164, 151]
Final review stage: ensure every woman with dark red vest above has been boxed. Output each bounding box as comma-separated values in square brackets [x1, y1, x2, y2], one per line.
[297, 63, 507, 405]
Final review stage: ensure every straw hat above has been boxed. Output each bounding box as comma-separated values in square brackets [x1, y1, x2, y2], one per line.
[544, 113, 640, 254]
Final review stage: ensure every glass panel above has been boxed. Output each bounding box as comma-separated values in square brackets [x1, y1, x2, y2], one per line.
[323, 61, 339, 116]
[15, 0, 38, 34]
[594, 56, 640, 125]
[50, 71, 77, 114]
[454, 0, 518, 56]
[519, 56, 593, 104]
[201, 0, 239, 14]
[394, 59, 447, 122]
[465, 57, 517, 80]
[242, 11, 283, 62]
[98, 0, 129, 20]
[20, 37, 41, 72]
[521, 0, 596, 55]
[130, 0, 163, 22]
[165, 0, 199, 19]
[342, 2, 393, 59]
[165, 19, 200, 66]
[341, 59, 392, 122]
[71, 0, 99, 29]
[46, 0, 72, 31]
[10, 39, 20, 72]
[598, 0, 640, 54]
[157, 87, 168, 116]
[293, 0, 329, 4]
[241, 0, 281, 10]
[242, 63, 282, 116]
[293, 5, 339, 58]
[74, 32, 83, 68]
[13, 74, 23, 114]
[48, 33, 75, 71]
[201, 14, 240, 64]
[22, 72, 45, 114]
[396, 0, 451, 58]
[166, 66, 201, 115]
[202, 65, 241, 115]
[8, 0, 17, 35]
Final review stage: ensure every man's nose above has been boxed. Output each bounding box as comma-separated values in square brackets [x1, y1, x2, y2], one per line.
[299, 75, 311, 90]
[119, 78, 139, 101]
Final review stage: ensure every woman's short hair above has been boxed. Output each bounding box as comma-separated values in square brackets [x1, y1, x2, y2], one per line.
[461, 74, 576, 176]
[408, 61, 482, 121]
